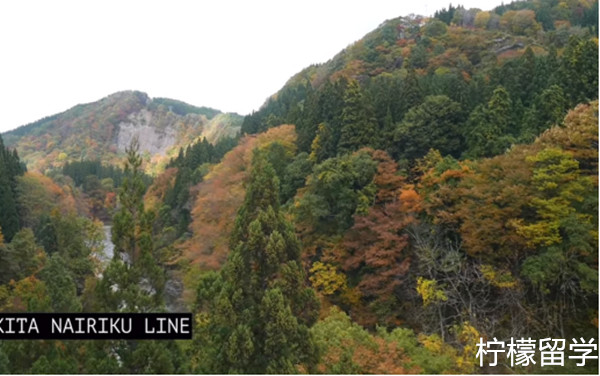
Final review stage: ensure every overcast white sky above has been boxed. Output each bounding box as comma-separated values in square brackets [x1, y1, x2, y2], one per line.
[0, 0, 505, 132]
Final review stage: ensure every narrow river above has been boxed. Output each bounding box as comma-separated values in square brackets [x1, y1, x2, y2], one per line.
[101, 225, 114, 262]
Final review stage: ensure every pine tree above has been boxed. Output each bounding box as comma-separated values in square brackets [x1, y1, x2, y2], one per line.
[194, 149, 320, 373]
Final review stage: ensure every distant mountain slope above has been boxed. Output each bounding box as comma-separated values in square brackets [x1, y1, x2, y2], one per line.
[2, 91, 242, 173]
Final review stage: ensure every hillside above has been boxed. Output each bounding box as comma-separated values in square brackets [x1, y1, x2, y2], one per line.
[242, 0, 598, 161]
[2, 91, 243, 173]
[0, 0, 598, 374]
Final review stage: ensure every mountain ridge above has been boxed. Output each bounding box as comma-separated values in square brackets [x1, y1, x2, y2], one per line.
[2, 90, 242, 173]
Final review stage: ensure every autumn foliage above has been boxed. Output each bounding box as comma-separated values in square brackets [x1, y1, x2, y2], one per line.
[183, 125, 297, 270]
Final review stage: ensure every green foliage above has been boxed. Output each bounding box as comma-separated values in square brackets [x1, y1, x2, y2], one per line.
[0, 135, 26, 242]
[0, 344, 8, 374]
[62, 159, 129, 187]
[312, 307, 470, 374]
[311, 307, 379, 373]
[98, 139, 165, 312]
[30, 354, 78, 374]
[338, 80, 378, 154]
[309, 123, 336, 163]
[424, 19, 448, 37]
[516, 148, 597, 309]
[434, 4, 456, 24]
[1, 228, 42, 283]
[280, 152, 312, 204]
[463, 86, 516, 158]
[394, 95, 463, 161]
[39, 253, 82, 312]
[295, 151, 378, 235]
[521, 84, 569, 141]
[560, 36, 599, 106]
[150, 97, 220, 118]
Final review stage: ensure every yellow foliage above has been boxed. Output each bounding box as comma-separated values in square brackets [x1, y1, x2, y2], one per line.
[309, 262, 348, 296]
[419, 333, 445, 353]
[480, 264, 518, 289]
[453, 322, 480, 374]
[195, 312, 210, 328]
[416, 277, 447, 306]
[474, 11, 491, 29]
[340, 286, 362, 307]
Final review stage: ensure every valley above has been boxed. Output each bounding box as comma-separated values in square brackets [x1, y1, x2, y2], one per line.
[0, 0, 598, 374]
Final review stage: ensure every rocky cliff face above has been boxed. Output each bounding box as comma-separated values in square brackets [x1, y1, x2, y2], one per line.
[115, 109, 178, 155]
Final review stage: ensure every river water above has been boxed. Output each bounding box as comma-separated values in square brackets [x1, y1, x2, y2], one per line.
[100, 225, 114, 262]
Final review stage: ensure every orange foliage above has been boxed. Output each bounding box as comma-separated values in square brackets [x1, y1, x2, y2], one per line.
[427, 47, 468, 71]
[17, 172, 78, 227]
[536, 101, 598, 176]
[104, 191, 117, 211]
[8, 276, 49, 312]
[182, 125, 297, 270]
[341, 150, 422, 325]
[455, 149, 534, 261]
[331, 59, 367, 82]
[144, 167, 178, 211]
[420, 102, 599, 264]
[352, 337, 417, 374]
[497, 48, 525, 63]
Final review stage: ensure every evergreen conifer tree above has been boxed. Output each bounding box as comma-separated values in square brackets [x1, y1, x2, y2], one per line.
[338, 80, 377, 154]
[194, 149, 320, 373]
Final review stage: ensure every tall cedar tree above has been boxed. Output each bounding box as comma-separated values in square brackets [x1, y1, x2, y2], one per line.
[194, 149, 320, 374]
[92, 140, 181, 374]
[98, 139, 165, 312]
[338, 80, 377, 154]
[463, 86, 514, 158]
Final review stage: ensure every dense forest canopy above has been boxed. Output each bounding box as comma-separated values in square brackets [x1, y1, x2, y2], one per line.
[0, 0, 598, 374]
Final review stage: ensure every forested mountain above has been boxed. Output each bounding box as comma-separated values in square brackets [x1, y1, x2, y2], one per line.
[0, 0, 598, 374]
[2, 91, 243, 174]
[241, 0, 597, 164]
